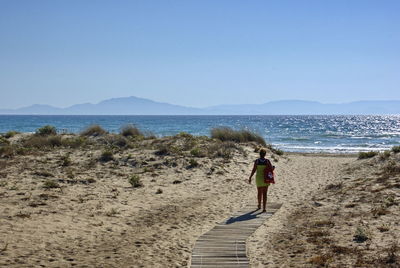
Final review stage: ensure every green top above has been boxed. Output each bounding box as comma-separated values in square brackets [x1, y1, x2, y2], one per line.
[255, 159, 270, 187]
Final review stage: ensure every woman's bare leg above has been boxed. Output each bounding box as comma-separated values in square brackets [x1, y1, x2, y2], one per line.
[257, 187, 262, 209]
[262, 186, 269, 212]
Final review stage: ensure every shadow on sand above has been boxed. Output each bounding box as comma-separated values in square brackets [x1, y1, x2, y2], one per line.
[225, 209, 264, 224]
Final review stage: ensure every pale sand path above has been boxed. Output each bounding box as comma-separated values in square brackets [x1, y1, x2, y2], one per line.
[246, 153, 354, 267]
[0, 146, 355, 267]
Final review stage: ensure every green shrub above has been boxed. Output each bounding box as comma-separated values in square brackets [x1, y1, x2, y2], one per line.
[190, 147, 206, 157]
[99, 150, 114, 162]
[80, 125, 107, 137]
[211, 127, 266, 146]
[353, 226, 369, 243]
[379, 150, 391, 160]
[265, 144, 284, 155]
[128, 175, 143, 188]
[0, 136, 10, 146]
[188, 158, 199, 168]
[392, 146, 400, 154]
[120, 124, 143, 137]
[4, 131, 19, 138]
[61, 136, 86, 148]
[358, 151, 378, 159]
[60, 153, 71, 166]
[36, 125, 57, 136]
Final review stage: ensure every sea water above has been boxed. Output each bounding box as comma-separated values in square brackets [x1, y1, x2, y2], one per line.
[0, 115, 399, 153]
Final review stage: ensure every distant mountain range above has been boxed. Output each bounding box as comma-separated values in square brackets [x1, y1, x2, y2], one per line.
[0, 96, 399, 115]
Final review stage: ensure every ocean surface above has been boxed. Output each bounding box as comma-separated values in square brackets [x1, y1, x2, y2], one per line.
[0, 115, 399, 153]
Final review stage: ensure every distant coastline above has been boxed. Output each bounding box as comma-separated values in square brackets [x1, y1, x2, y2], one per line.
[1, 96, 400, 115]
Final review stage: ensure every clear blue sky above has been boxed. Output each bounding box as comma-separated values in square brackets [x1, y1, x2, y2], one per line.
[0, 0, 399, 109]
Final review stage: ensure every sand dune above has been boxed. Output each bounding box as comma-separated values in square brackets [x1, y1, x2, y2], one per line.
[1, 133, 398, 267]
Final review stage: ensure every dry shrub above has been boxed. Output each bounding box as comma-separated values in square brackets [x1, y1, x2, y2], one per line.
[330, 245, 357, 255]
[23, 135, 62, 148]
[211, 127, 266, 146]
[309, 254, 332, 266]
[313, 219, 334, 228]
[0, 145, 16, 158]
[43, 179, 60, 189]
[325, 182, 343, 191]
[0, 160, 6, 169]
[61, 136, 86, 148]
[33, 170, 53, 177]
[382, 160, 400, 176]
[371, 206, 390, 217]
[80, 125, 107, 137]
[154, 144, 172, 156]
[108, 135, 129, 148]
[120, 124, 143, 137]
[208, 141, 238, 159]
[99, 150, 114, 162]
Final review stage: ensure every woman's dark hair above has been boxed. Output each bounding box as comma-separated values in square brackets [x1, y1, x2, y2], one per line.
[259, 148, 267, 157]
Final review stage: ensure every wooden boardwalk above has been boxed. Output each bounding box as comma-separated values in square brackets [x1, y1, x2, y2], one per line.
[190, 203, 282, 268]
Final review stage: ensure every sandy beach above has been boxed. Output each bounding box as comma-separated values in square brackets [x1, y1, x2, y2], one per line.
[0, 132, 399, 267]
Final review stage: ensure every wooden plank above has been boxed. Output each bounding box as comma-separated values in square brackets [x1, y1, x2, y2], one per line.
[190, 203, 282, 268]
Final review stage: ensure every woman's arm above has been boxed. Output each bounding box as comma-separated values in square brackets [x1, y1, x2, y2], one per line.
[248, 161, 257, 184]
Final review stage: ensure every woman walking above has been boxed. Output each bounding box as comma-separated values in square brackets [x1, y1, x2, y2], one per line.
[248, 148, 274, 212]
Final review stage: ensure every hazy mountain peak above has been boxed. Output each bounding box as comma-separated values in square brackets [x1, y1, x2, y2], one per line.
[0, 96, 399, 115]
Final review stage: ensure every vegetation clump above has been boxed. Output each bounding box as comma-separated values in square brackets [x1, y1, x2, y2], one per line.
[61, 136, 86, 148]
[0, 136, 10, 146]
[99, 150, 114, 162]
[382, 160, 400, 176]
[392, 146, 400, 154]
[266, 144, 284, 155]
[358, 151, 378, 159]
[43, 179, 60, 189]
[4, 131, 19, 138]
[120, 124, 143, 137]
[35, 125, 57, 136]
[80, 125, 107, 137]
[108, 135, 129, 148]
[211, 127, 266, 146]
[187, 158, 199, 168]
[190, 147, 206, 157]
[60, 153, 72, 166]
[353, 226, 369, 243]
[23, 135, 62, 148]
[208, 141, 239, 159]
[128, 175, 143, 188]
[0, 145, 15, 158]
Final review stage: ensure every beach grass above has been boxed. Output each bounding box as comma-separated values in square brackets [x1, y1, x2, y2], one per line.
[211, 127, 266, 146]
